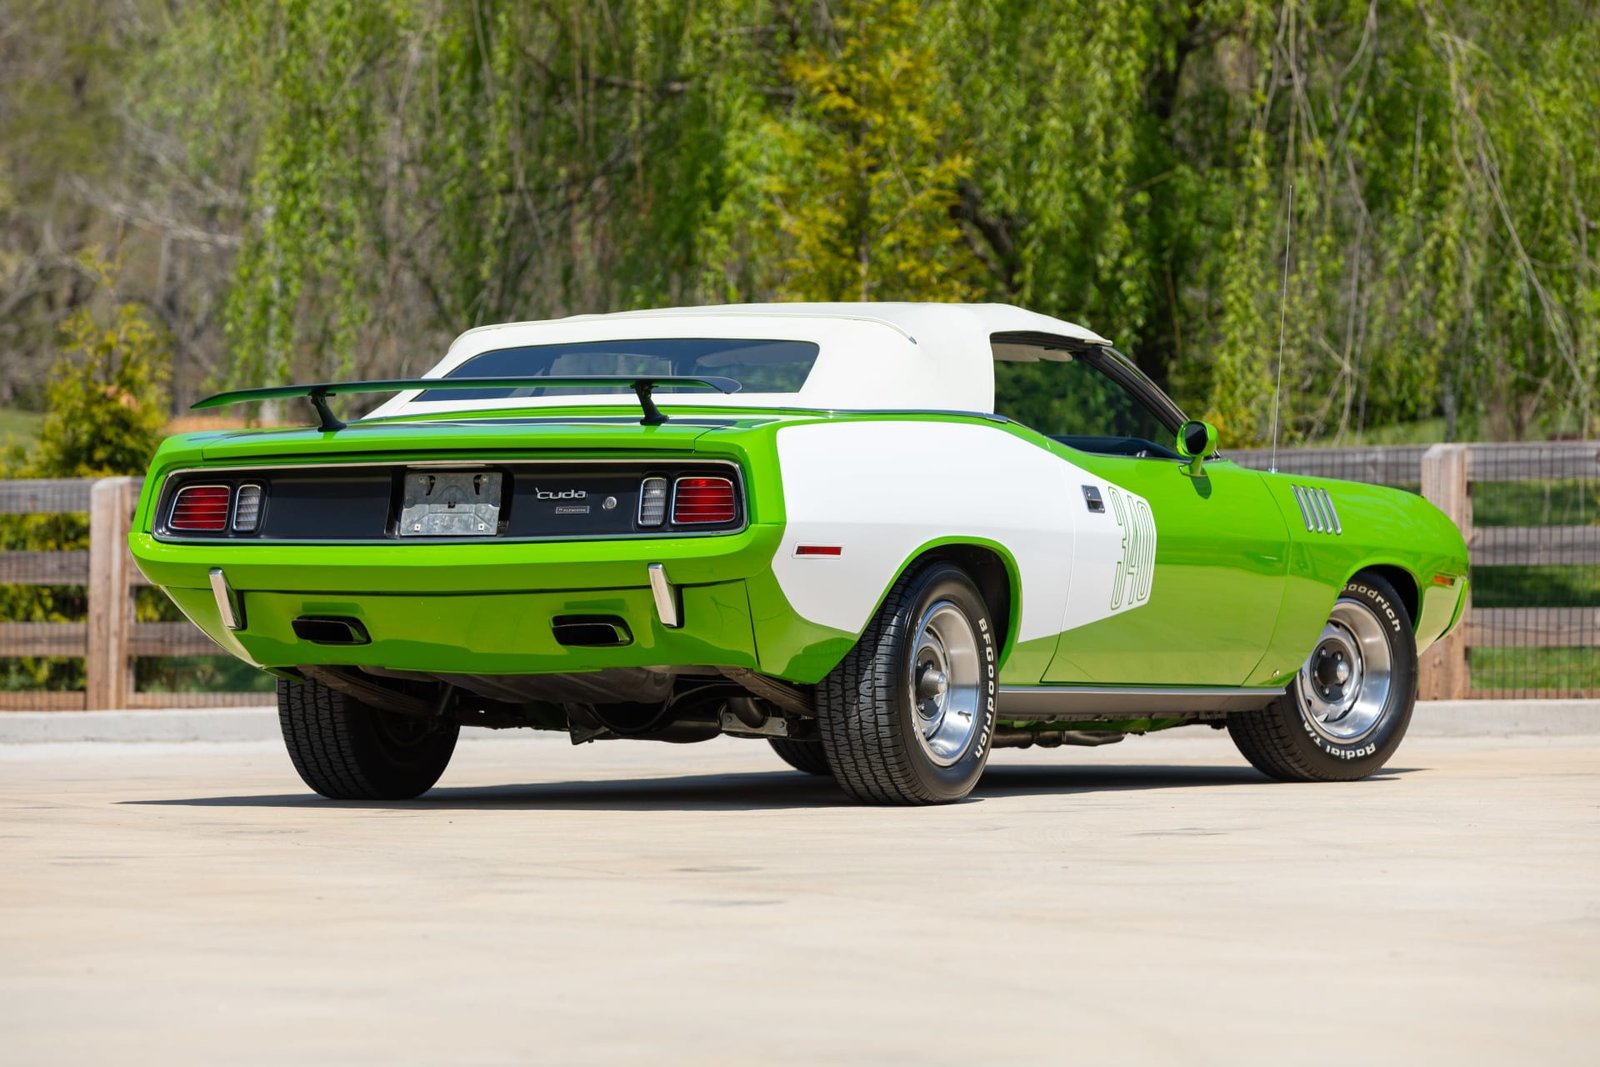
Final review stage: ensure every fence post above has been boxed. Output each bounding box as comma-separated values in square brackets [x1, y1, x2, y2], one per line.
[1418, 444, 1471, 699]
[86, 477, 137, 710]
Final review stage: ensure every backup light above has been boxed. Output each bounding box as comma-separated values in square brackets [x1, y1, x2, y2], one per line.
[170, 485, 232, 531]
[232, 484, 264, 532]
[638, 476, 669, 526]
[672, 476, 737, 525]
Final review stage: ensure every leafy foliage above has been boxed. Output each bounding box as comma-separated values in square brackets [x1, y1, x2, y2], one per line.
[766, 0, 981, 301]
[1, 253, 170, 690]
[2, 1, 1599, 444]
[31, 256, 170, 477]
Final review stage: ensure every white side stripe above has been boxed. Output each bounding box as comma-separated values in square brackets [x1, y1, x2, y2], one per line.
[772, 422, 1157, 642]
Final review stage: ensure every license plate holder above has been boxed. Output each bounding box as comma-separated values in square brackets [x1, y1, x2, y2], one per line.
[399, 470, 503, 536]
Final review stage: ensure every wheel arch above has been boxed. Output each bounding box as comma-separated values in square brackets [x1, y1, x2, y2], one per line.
[1349, 563, 1419, 629]
[886, 538, 1021, 660]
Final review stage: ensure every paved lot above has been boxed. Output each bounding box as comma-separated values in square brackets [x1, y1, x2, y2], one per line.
[2, 730, 1597, 1065]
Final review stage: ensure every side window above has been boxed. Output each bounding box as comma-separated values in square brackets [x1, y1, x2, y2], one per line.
[992, 339, 1177, 458]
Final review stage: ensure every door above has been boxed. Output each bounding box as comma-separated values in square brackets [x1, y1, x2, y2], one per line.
[992, 337, 1290, 686]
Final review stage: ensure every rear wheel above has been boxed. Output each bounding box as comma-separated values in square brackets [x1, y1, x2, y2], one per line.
[1228, 573, 1417, 781]
[768, 737, 832, 776]
[277, 677, 459, 799]
[816, 563, 997, 805]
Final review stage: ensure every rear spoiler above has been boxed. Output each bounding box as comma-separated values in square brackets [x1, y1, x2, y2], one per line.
[192, 375, 742, 432]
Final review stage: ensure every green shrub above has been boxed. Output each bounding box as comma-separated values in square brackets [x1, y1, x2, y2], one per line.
[1, 253, 171, 691]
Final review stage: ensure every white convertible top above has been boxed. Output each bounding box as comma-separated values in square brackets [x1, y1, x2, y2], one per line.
[371, 302, 1111, 418]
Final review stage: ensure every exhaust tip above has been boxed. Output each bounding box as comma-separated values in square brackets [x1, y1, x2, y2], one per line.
[551, 615, 632, 648]
[291, 616, 371, 646]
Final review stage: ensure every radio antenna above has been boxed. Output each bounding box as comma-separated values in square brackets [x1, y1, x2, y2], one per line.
[1268, 180, 1294, 474]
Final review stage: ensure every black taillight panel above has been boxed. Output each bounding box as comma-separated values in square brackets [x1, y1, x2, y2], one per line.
[154, 462, 744, 541]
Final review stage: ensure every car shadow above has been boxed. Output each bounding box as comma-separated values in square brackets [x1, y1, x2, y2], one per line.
[121, 762, 1417, 813]
[981, 761, 1414, 799]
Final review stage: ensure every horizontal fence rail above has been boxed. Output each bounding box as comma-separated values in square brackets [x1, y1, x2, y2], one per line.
[3, 443, 1597, 709]
[0, 476, 268, 711]
[0, 479, 95, 515]
[1229, 445, 1432, 485]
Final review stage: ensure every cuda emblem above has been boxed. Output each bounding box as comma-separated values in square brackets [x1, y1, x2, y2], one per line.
[534, 488, 586, 500]
[1107, 486, 1156, 610]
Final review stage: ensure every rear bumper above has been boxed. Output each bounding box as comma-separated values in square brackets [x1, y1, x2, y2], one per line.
[133, 526, 783, 676]
[164, 581, 760, 675]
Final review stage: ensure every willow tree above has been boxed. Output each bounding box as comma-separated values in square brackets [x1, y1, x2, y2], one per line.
[130, 0, 1600, 441]
[1183, 0, 1600, 444]
[759, 0, 982, 301]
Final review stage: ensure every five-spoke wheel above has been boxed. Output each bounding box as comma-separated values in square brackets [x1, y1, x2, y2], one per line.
[815, 563, 997, 804]
[1228, 572, 1417, 781]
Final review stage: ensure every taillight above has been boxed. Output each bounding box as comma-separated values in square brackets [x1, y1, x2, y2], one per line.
[638, 477, 669, 526]
[169, 485, 232, 531]
[671, 476, 737, 525]
[232, 484, 264, 531]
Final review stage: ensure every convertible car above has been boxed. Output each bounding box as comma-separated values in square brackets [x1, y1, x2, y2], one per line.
[129, 303, 1469, 804]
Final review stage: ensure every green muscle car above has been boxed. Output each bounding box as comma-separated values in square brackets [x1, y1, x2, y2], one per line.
[129, 303, 1469, 805]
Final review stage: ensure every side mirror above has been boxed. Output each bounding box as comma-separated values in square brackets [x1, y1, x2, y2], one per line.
[1176, 419, 1218, 477]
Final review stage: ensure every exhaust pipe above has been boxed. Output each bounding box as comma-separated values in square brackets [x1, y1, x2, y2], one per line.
[291, 616, 371, 646]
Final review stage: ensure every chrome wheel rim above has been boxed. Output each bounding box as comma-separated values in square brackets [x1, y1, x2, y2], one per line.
[908, 600, 983, 767]
[1297, 597, 1394, 744]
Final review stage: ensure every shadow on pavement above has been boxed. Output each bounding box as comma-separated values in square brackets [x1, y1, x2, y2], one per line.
[122, 759, 1410, 812]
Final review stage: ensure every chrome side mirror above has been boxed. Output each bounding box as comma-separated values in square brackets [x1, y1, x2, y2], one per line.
[1176, 419, 1218, 477]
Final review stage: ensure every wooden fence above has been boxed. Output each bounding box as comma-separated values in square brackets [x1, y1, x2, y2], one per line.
[0, 477, 266, 710]
[1, 440, 1596, 709]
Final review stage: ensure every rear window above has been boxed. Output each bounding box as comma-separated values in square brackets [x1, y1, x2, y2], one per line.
[417, 338, 821, 402]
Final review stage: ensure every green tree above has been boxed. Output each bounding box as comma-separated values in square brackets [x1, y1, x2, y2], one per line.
[2, 252, 170, 691]
[764, 0, 981, 301]
[31, 257, 170, 477]
[15, 0, 1594, 444]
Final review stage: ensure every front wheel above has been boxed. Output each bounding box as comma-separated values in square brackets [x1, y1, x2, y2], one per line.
[1228, 573, 1417, 781]
[278, 678, 459, 799]
[816, 563, 997, 804]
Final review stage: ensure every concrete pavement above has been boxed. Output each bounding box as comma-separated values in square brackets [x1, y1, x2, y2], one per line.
[3, 697, 1597, 743]
[2, 730, 1597, 1065]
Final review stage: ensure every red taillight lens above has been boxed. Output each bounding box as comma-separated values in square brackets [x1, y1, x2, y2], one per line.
[671, 476, 737, 525]
[169, 485, 232, 531]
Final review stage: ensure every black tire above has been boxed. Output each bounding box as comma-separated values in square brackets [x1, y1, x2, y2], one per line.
[1228, 573, 1417, 782]
[277, 677, 459, 800]
[768, 737, 833, 776]
[817, 563, 997, 805]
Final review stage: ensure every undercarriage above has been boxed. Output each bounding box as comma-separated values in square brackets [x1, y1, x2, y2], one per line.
[289, 664, 1227, 750]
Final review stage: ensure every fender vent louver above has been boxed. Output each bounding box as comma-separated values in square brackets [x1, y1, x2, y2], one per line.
[1291, 485, 1342, 534]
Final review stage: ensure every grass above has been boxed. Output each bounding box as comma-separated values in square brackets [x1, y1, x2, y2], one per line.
[0, 407, 44, 452]
[1470, 647, 1600, 692]
[1311, 417, 1449, 447]
[1472, 565, 1600, 608]
[1474, 479, 1598, 527]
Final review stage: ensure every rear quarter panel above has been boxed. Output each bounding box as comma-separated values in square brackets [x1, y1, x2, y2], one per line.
[757, 416, 1134, 684]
